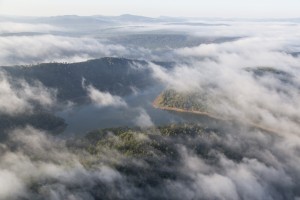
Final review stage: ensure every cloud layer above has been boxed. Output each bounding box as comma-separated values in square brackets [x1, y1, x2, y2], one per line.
[0, 34, 128, 66]
[0, 22, 62, 34]
[0, 127, 123, 200]
[0, 16, 300, 200]
[1, 122, 300, 200]
[150, 33, 300, 135]
[0, 72, 56, 115]
[82, 79, 127, 108]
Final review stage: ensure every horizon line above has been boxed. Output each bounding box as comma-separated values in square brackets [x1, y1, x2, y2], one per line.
[1, 14, 300, 20]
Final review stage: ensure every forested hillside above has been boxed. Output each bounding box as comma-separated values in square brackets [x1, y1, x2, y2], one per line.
[154, 89, 211, 113]
[2, 57, 169, 102]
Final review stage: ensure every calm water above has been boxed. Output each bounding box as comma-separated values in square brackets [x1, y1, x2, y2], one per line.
[56, 85, 223, 137]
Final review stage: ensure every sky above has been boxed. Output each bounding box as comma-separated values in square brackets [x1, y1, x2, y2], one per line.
[0, 0, 299, 18]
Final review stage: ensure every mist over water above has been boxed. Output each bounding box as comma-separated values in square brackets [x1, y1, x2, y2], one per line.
[57, 85, 217, 136]
[56, 85, 173, 135]
[0, 14, 300, 200]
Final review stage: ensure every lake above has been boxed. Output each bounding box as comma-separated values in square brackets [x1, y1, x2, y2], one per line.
[56, 85, 226, 137]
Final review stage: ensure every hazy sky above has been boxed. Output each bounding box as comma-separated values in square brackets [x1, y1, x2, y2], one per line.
[0, 0, 299, 18]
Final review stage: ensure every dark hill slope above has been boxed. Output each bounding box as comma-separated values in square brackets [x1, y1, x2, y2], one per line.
[2, 57, 168, 102]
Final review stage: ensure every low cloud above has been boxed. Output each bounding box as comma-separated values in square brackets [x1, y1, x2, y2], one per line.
[150, 34, 300, 135]
[0, 35, 127, 66]
[0, 72, 56, 115]
[0, 117, 300, 199]
[82, 79, 127, 108]
[134, 108, 154, 127]
[1, 18, 300, 200]
[144, 24, 300, 200]
[0, 127, 123, 200]
[0, 22, 62, 34]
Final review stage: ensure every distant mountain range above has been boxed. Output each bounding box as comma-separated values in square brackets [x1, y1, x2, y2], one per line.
[1, 14, 299, 24]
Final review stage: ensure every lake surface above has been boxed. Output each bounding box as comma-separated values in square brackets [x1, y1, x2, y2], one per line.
[56, 85, 225, 137]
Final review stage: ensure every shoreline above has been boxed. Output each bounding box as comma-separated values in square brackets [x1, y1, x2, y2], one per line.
[152, 93, 279, 134]
[152, 92, 225, 120]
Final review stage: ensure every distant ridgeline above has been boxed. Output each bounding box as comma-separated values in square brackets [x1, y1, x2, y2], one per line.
[2, 57, 173, 103]
[246, 66, 293, 82]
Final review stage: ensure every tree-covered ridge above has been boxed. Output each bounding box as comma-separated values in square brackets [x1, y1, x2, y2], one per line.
[83, 124, 238, 162]
[66, 123, 251, 198]
[7, 123, 260, 200]
[2, 57, 169, 102]
[2, 121, 292, 199]
[247, 66, 291, 77]
[246, 66, 296, 86]
[154, 89, 211, 113]
[0, 112, 66, 138]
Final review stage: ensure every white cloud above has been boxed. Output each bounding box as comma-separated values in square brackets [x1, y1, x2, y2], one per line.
[0, 22, 61, 34]
[0, 170, 25, 200]
[150, 34, 300, 135]
[146, 23, 300, 199]
[0, 34, 127, 66]
[134, 108, 154, 127]
[82, 79, 127, 108]
[0, 73, 56, 115]
[0, 18, 300, 200]
[0, 126, 123, 200]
